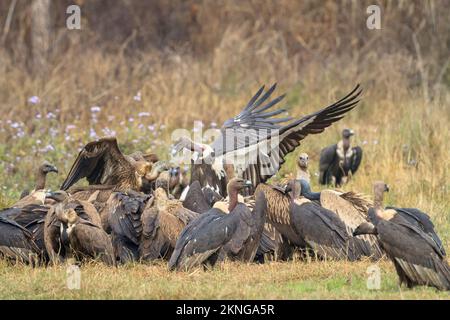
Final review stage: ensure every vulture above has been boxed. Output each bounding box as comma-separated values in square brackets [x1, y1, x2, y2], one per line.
[0, 204, 50, 262]
[140, 187, 199, 261]
[181, 181, 214, 214]
[19, 161, 58, 199]
[0, 215, 41, 265]
[297, 179, 384, 260]
[57, 208, 115, 266]
[296, 153, 310, 183]
[319, 128, 362, 187]
[174, 84, 362, 196]
[44, 194, 102, 264]
[60, 137, 157, 193]
[168, 178, 267, 271]
[254, 181, 368, 261]
[354, 181, 450, 290]
[102, 191, 149, 264]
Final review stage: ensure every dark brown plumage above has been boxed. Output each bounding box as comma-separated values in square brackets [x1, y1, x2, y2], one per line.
[60, 137, 153, 192]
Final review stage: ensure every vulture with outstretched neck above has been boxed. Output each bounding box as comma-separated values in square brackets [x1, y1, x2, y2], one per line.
[354, 181, 450, 290]
[255, 181, 368, 261]
[174, 84, 362, 196]
[168, 178, 267, 271]
[60, 137, 157, 192]
[57, 208, 115, 266]
[319, 128, 362, 187]
[19, 161, 58, 199]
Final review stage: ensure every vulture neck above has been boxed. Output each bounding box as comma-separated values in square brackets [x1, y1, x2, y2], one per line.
[227, 186, 239, 212]
[35, 170, 46, 190]
[373, 189, 384, 211]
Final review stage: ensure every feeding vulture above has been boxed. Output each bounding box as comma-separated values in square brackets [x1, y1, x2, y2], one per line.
[354, 181, 449, 290]
[19, 161, 58, 199]
[57, 208, 115, 266]
[44, 194, 102, 264]
[254, 181, 368, 261]
[319, 128, 363, 187]
[140, 187, 199, 261]
[102, 191, 149, 263]
[173, 84, 362, 196]
[168, 178, 267, 271]
[60, 137, 157, 192]
[0, 215, 41, 265]
[297, 178, 383, 260]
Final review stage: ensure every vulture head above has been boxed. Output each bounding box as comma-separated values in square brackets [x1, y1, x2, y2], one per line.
[342, 128, 354, 149]
[227, 178, 253, 195]
[297, 153, 309, 170]
[46, 190, 70, 203]
[34, 161, 58, 190]
[40, 161, 59, 175]
[353, 222, 377, 237]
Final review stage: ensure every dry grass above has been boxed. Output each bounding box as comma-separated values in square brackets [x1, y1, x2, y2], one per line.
[0, 1, 449, 299]
[1, 258, 450, 300]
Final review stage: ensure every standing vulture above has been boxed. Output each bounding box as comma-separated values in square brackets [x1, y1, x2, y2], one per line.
[60, 137, 156, 192]
[19, 161, 58, 199]
[354, 181, 450, 290]
[168, 178, 267, 271]
[57, 208, 115, 266]
[140, 187, 199, 261]
[296, 153, 310, 183]
[174, 84, 362, 197]
[319, 128, 362, 187]
[0, 216, 41, 265]
[297, 179, 383, 260]
[254, 181, 368, 261]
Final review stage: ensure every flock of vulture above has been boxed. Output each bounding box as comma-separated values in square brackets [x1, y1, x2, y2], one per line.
[1, 83, 449, 292]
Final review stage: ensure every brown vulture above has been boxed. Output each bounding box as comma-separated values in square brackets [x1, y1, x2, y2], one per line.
[254, 182, 368, 261]
[297, 178, 383, 260]
[19, 161, 58, 199]
[60, 137, 157, 192]
[44, 195, 102, 264]
[319, 128, 363, 187]
[57, 208, 115, 266]
[173, 84, 362, 197]
[168, 178, 267, 271]
[354, 181, 449, 290]
[102, 191, 149, 264]
[140, 187, 199, 261]
[0, 215, 41, 265]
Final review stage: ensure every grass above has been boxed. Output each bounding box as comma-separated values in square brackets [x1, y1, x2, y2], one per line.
[1, 259, 450, 299]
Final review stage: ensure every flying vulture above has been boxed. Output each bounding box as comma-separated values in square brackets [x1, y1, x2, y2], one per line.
[173, 84, 362, 196]
[140, 187, 199, 261]
[57, 208, 115, 266]
[319, 128, 363, 187]
[168, 178, 267, 271]
[19, 161, 58, 199]
[297, 179, 383, 260]
[254, 181, 368, 261]
[354, 181, 450, 290]
[60, 137, 157, 192]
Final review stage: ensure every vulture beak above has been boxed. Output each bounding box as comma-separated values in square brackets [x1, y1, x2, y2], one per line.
[48, 165, 59, 173]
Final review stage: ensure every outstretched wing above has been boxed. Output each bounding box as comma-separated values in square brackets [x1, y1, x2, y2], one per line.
[61, 137, 133, 190]
[318, 144, 337, 184]
[239, 85, 363, 188]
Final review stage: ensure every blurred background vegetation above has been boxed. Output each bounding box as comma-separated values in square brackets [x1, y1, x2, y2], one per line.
[0, 1, 448, 238]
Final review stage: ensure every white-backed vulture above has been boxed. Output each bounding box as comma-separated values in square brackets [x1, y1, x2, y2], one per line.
[319, 128, 362, 187]
[169, 178, 267, 271]
[296, 153, 310, 183]
[19, 161, 58, 200]
[354, 181, 450, 290]
[174, 84, 362, 196]
[60, 137, 155, 192]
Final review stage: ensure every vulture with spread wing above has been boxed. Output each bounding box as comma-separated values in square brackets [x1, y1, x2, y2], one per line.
[354, 182, 449, 290]
[174, 84, 362, 196]
[319, 128, 363, 187]
[60, 137, 156, 192]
